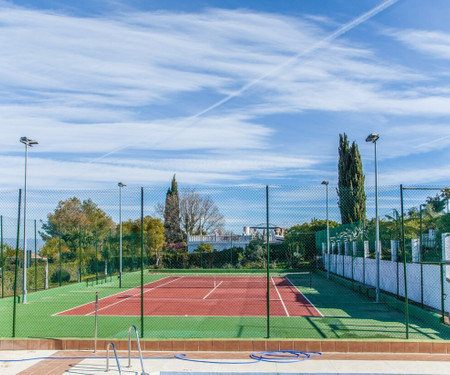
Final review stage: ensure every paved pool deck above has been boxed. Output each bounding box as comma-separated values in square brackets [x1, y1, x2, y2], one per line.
[1, 350, 450, 375]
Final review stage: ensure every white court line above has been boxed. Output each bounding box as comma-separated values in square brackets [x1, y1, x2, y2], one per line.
[53, 276, 173, 316]
[285, 276, 324, 317]
[202, 281, 223, 300]
[271, 277, 289, 317]
[84, 276, 184, 316]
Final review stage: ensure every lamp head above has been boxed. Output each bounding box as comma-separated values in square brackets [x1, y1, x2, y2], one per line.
[20, 137, 38, 146]
[118, 182, 126, 187]
[321, 180, 329, 185]
[365, 133, 379, 143]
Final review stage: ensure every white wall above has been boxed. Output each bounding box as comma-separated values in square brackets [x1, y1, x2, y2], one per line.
[323, 247, 448, 315]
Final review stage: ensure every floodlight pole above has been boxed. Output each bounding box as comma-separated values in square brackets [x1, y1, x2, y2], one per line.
[20, 137, 38, 303]
[322, 181, 330, 280]
[118, 182, 126, 288]
[366, 133, 380, 303]
[375, 139, 380, 303]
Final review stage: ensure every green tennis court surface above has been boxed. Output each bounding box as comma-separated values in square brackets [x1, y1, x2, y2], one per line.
[1, 270, 449, 340]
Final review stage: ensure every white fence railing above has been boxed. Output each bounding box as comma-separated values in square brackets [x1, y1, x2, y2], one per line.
[323, 233, 450, 316]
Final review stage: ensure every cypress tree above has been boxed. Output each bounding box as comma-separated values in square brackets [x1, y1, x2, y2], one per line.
[163, 175, 184, 243]
[338, 133, 366, 224]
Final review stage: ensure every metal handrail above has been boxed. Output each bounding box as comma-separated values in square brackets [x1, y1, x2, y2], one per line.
[106, 342, 122, 374]
[128, 324, 148, 375]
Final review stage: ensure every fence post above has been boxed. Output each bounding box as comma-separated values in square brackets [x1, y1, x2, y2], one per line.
[352, 241, 356, 282]
[443, 233, 450, 322]
[78, 225, 82, 283]
[364, 241, 369, 258]
[411, 239, 420, 263]
[400, 184, 409, 339]
[363, 241, 368, 285]
[34, 220, 37, 292]
[140, 187, 144, 338]
[44, 259, 48, 289]
[230, 235, 233, 265]
[442, 233, 450, 278]
[13, 189, 22, 337]
[95, 231, 98, 284]
[440, 263, 445, 323]
[391, 240, 399, 298]
[391, 240, 397, 262]
[1, 215, 3, 299]
[58, 223, 62, 287]
[266, 185, 270, 339]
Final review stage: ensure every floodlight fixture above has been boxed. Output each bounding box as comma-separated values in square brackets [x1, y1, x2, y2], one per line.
[20, 137, 38, 146]
[321, 180, 329, 185]
[118, 182, 126, 188]
[365, 133, 379, 143]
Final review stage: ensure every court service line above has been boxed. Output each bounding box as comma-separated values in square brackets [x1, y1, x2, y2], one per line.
[53, 276, 173, 316]
[202, 281, 223, 299]
[271, 277, 289, 317]
[84, 276, 184, 316]
[285, 276, 324, 317]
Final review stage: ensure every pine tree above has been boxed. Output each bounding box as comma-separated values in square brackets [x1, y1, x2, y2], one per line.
[338, 133, 366, 224]
[163, 175, 184, 243]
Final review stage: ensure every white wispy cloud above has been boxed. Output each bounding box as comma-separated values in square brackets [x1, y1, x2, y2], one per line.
[1, 2, 450, 189]
[379, 166, 450, 186]
[390, 29, 450, 60]
[0, 114, 272, 153]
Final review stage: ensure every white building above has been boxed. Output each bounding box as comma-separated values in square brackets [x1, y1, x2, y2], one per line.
[187, 225, 285, 253]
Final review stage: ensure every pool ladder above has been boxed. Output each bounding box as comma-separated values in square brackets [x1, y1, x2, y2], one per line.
[105, 324, 148, 375]
[105, 342, 122, 374]
[128, 325, 148, 375]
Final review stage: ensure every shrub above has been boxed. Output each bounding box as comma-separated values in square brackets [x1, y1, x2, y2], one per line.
[50, 269, 70, 284]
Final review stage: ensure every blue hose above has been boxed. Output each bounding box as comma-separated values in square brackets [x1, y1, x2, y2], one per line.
[0, 350, 322, 364]
[176, 351, 322, 364]
[251, 350, 322, 362]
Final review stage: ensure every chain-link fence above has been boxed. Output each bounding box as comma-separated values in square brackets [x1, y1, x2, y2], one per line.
[0, 184, 449, 340]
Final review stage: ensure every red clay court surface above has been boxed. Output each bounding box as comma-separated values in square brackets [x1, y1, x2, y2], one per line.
[56, 276, 322, 317]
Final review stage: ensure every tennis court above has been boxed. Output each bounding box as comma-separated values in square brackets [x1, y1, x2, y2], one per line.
[56, 275, 322, 317]
[2, 270, 450, 340]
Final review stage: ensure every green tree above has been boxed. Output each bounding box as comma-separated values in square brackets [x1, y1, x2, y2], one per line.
[242, 238, 266, 268]
[426, 194, 446, 217]
[436, 213, 450, 233]
[163, 175, 185, 244]
[337, 133, 366, 224]
[41, 197, 115, 261]
[0, 243, 17, 272]
[40, 237, 71, 262]
[195, 243, 213, 253]
[440, 188, 450, 213]
[286, 219, 339, 261]
[144, 217, 166, 266]
[122, 216, 166, 266]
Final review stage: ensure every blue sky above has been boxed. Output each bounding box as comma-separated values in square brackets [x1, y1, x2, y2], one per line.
[1, 0, 450, 190]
